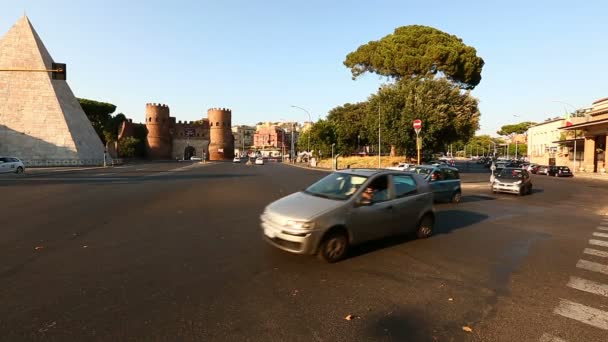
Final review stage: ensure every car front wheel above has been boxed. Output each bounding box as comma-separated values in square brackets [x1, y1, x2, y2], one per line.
[15, 166, 24, 174]
[451, 191, 462, 204]
[317, 231, 349, 263]
[416, 214, 434, 239]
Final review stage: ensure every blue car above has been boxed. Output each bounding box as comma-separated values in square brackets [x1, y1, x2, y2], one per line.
[407, 165, 462, 203]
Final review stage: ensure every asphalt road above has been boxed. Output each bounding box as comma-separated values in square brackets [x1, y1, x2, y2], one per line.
[1, 161, 608, 341]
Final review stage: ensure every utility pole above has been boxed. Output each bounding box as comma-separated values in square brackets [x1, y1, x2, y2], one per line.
[378, 102, 381, 168]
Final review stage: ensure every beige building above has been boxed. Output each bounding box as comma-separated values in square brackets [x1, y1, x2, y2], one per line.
[560, 97, 608, 172]
[231, 125, 256, 149]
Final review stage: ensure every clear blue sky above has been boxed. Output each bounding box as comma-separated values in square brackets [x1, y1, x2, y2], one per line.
[3, 0, 608, 135]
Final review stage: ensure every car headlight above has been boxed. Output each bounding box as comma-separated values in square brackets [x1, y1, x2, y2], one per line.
[514, 180, 522, 185]
[285, 220, 315, 230]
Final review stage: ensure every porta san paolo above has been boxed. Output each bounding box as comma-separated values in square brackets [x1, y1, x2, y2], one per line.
[119, 104, 235, 161]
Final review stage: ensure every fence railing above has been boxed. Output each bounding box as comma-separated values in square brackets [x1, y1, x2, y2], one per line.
[23, 159, 124, 167]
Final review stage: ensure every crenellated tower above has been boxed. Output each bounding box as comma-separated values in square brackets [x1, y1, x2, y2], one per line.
[208, 108, 234, 160]
[145, 103, 172, 159]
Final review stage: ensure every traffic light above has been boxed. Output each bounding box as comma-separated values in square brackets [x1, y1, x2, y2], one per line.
[52, 62, 66, 80]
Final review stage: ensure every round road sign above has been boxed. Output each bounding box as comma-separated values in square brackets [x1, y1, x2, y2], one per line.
[413, 119, 422, 129]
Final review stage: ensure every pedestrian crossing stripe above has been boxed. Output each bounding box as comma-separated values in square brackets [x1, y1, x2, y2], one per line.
[584, 248, 608, 258]
[589, 239, 608, 248]
[566, 276, 608, 297]
[592, 232, 608, 238]
[576, 259, 608, 276]
[554, 299, 608, 330]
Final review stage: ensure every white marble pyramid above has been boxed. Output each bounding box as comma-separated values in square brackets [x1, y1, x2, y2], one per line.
[0, 16, 106, 166]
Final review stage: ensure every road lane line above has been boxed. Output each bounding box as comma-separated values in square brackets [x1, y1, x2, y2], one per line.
[589, 239, 608, 248]
[584, 248, 608, 258]
[135, 168, 147, 171]
[597, 227, 608, 231]
[554, 299, 608, 330]
[576, 259, 608, 276]
[593, 232, 608, 238]
[566, 276, 608, 297]
[539, 333, 568, 342]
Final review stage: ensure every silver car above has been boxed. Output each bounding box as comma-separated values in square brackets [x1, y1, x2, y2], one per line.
[260, 169, 435, 262]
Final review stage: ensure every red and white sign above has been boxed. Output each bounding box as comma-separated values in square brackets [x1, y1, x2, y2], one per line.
[413, 119, 422, 134]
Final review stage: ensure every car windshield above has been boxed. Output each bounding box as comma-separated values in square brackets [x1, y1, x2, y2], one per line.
[497, 168, 524, 179]
[560, 167, 570, 171]
[408, 167, 432, 176]
[304, 173, 368, 200]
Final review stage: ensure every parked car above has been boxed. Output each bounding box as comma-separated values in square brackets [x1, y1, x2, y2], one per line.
[408, 165, 462, 203]
[233, 156, 241, 163]
[260, 169, 435, 262]
[386, 162, 411, 171]
[547, 166, 573, 177]
[528, 164, 541, 174]
[255, 157, 264, 165]
[492, 167, 532, 196]
[0, 157, 25, 174]
[536, 165, 550, 175]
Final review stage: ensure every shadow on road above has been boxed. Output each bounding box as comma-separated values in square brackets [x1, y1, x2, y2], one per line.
[434, 209, 489, 235]
[349, 209, 488, 259]
[365, 308, 434, 341]
[0, 173, 254, 187]
[459, 194, 496, 203]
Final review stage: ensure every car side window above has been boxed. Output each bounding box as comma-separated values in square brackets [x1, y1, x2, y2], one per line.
[0, 158, 6, 162]
[393, 175, 417, 197]
[365, 175, 390, 203]
[431, 170, 444, 181]
[443, 169, 459, 180]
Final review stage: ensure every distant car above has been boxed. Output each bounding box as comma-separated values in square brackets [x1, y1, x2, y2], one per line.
[548, 166, 573, 177]
[233, 156, 241, 163]
[492, 167, 532, 196]
[190, 156, 202, 161]
[528, 164, 541, 174]
[387, 162, 411, 171]
[408, 165, 462, 203]
[260, 169, 435, 262]
[536, 165, 550, 175]
[255, 157, 264, 165]
[0, 157, 25, 174]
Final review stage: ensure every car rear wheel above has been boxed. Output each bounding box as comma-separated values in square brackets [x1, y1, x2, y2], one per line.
[416, 213, 434, 239]
[317, 231, 348, 263]
[15, 166, 24, 174]
[451, 191, 462, 204]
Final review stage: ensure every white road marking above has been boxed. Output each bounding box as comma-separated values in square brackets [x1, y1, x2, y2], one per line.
[566, 276, 608, 297]
[135, 168, 147, 171]
[597, 226, 608, 231]
[539, 333, 568, 342]
[576, 259, 608, 276]
[554, 299, 608, 330]
[93, 173, 115, 176]
[593, 232, 608, 238]
[589, 239, 608, 248]
[584, 248, 608, 258]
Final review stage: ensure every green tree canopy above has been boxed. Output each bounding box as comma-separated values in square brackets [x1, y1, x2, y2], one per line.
[326, 102, 369, 155]
[297, 119, 336, 157]
[344, 25, 485, 89]
[365, 78, 480, 155]
[78, 98, 117, 144]
[496, 121, 536, 136]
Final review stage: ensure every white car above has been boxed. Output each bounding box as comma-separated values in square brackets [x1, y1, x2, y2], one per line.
[233, 156, 241, 163]
[0, 157, 25, 174]
[255, 157, 264, 165]
[387, 162, 411, 171]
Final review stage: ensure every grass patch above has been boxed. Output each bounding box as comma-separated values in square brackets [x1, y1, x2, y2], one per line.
[315, 156, 412, 169]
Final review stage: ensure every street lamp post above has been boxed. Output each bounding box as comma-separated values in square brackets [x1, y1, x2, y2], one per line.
[553, 101, 579, 173]
[290, 105, 312, 154]
[331, 143, 336, 170]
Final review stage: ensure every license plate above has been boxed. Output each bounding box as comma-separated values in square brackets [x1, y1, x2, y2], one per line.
[264, 227, 276, 238]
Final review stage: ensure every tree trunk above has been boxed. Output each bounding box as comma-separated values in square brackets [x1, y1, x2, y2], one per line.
[390, 145, 396, 157]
